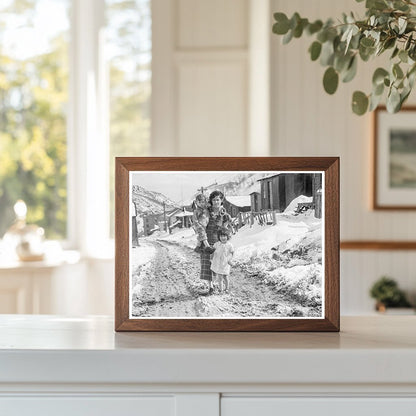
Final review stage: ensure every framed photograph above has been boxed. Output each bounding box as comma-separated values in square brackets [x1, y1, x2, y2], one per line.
[374, 106, 416, 209]
[115, 157, 339, 332]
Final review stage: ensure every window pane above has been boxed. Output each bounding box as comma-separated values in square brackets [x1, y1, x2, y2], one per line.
[0, 0, 70, 239]
[106, 0, 151, 237]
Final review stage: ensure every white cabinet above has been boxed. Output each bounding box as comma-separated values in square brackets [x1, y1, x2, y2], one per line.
[1, 316, 416, 416]
[1, 397, 175, 416]
[0, 255, 114, 315]
[222, 398, 416, 416]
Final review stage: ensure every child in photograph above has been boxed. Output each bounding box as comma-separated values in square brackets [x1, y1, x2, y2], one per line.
[191, 193, 210, 253]
[210, 227, 234, 293]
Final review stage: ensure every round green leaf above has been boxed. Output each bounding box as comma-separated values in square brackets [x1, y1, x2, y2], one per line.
[293, 18, 308, 38]
[352, 91, 369, 115]
[273, 13, 290, 35]
[317, 30, 328, 43]
[399, 50, 408, 63]
[372, 68, 389, 86]
[391, 47, 399, 59]
[342, 56, 357, 83]
[360, 37, 375, 48]
[359, 44, 375, 62]
[393, 0, 409, 11]
[405, 34, 413, 51]
[290, 13, 301, 30]
[323, 67, 339, 95]
[282, 29, 293, 45]
[373, 82, 385, 96]
[307, 20, 323, 35]
[334, 52, 350, 72]
[309, 41, 322, 61]
[320, 41, 335, 66]
[393, 63, 404, 79]
[400, 88, 411, 107]
[369, 92, 383, 112]
[387, 87, 401, 113]
[384, 37, 396, 50]
[367, 0, 388, 11]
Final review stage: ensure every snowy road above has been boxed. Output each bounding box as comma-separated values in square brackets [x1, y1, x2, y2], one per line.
[131, 238, 320, 318]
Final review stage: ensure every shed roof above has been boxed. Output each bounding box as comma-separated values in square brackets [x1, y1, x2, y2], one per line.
[175, 210, 193, 217]
[257, 173, 282, 181]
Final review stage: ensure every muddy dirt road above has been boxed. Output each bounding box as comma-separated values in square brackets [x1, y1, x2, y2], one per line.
[131, 238, 319, 318]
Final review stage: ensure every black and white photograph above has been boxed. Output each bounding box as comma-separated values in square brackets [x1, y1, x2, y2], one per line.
[129, 171, 324, 319]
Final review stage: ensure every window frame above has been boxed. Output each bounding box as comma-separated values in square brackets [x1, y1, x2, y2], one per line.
[67, 0, 111, 257]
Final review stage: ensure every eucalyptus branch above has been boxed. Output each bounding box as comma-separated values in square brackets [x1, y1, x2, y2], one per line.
[272, 0, 416, 115]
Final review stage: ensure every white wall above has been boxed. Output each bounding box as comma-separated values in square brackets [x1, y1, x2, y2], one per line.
[152, 0, 261, 156]
[271, 0, 416, 313]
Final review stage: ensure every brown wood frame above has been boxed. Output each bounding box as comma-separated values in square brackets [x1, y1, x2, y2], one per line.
[115, 157, 339, 332]
[373, 106, 416, 210]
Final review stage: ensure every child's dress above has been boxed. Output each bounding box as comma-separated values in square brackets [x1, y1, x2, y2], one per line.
[210, 241, 234, 275]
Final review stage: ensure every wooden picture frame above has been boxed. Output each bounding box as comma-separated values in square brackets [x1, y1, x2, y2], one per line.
[373, 106, 416, 210]
[115, 157, 339, 332]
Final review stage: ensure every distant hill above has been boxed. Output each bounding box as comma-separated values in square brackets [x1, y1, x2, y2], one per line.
[132, 185, 179, 215]
[204, 172, 270, 197]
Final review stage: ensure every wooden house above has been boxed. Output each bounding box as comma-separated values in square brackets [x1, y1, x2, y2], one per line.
[166, 207, 193, 231]
[223, 196, 251, 218]
[172, 208, 193, 229]
[250, 192, 261, 212]
[257, 173, 322, 215]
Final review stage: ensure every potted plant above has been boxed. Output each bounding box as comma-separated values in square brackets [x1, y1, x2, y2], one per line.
[369, 276, 413, 312]
[272, 0, 416, 115]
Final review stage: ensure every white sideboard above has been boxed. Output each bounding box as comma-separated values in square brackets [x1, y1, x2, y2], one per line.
[1, 315, 416, 415]
[0, 254, 114, 315]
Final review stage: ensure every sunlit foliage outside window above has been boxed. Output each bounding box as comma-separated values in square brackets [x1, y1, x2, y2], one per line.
[0, 0, 151, 240]
[0, 0, 70, 239]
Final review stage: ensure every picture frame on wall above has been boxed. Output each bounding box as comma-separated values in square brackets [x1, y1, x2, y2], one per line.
[374, 106, 416, 210]
[115, 157, 339, 332]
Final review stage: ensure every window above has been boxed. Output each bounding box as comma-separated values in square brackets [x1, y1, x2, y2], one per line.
[0, 0, 70, 239]
[0, 0, 151, 253]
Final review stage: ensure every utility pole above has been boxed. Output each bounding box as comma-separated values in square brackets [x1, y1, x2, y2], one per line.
[131, 202, 139, 246]
[163, 202, 167, 232]
[197, 186, 207, 195]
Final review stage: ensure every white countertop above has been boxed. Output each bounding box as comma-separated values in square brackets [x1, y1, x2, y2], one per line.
[0, 315, 415, 386]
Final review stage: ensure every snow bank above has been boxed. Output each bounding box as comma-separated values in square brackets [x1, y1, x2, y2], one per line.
[284, 195, 313, 214]
[232, 214, 318, 261]
[266, 263, 322, 307]
[131, 242, 157, 268]
[152, 227, 196, 249]
[150, 212, 323, 268]
[231, 212, 323, 310]
[130, 241, 157, 289]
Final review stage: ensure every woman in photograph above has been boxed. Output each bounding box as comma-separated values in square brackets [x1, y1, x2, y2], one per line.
[200, 190, 232, 294]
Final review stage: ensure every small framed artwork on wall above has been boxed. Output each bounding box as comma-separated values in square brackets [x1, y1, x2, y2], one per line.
[374, 106, 416, 209]
[115, 157, 339, 332]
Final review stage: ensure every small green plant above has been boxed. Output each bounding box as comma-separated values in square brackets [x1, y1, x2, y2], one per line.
[369, 276, 411, 308]
[272, 0, 416, 115]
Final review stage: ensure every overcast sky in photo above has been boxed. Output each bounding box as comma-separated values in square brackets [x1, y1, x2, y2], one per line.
[131, 172, 242, 203]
